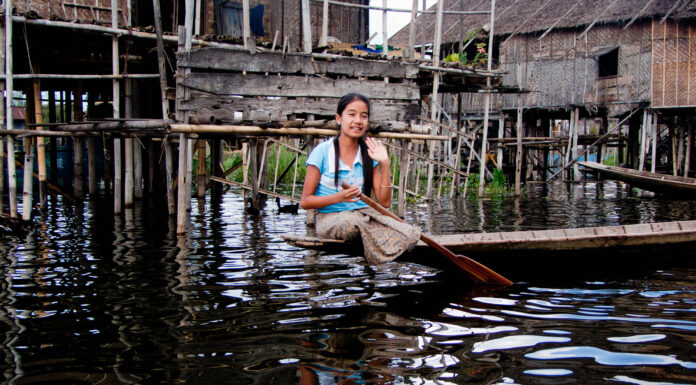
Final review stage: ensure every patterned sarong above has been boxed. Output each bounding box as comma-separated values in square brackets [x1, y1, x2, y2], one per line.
[315, 207, 421, 264]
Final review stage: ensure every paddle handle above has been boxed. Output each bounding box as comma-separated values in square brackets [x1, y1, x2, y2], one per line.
[341, 183, 511, 285]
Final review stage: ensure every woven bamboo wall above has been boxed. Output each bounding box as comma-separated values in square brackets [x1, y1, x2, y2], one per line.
[203, 0, 367, 46]
[652, 19, 696, 108]
[498, 21, 653, 116]
[10, 0, 129, 26]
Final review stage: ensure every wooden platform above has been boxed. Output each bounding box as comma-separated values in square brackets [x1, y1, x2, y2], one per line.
[579, 161, 696, 196]
[282, 220, 696, 255]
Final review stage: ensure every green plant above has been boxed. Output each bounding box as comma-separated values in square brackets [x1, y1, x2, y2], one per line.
[473, 43, 488, 67]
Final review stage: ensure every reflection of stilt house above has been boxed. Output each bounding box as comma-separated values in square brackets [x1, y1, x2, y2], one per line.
[392, 0, 696, 189]
[1, 1, 502, 232]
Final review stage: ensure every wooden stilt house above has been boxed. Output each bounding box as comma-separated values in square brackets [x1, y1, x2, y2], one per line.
[391, 0, 696, 186]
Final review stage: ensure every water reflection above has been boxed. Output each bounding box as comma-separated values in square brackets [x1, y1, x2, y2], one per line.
[0, 181, 694, 384]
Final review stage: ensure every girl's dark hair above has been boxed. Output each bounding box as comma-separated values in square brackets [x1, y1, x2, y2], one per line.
[333, 93, 373, 196]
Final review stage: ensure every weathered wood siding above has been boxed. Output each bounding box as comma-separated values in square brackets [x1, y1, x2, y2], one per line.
[11, 0, 129, 26]
[498, 22, 653, 116]
[652, 19, 696, 108]
[177, 47, 420, 124]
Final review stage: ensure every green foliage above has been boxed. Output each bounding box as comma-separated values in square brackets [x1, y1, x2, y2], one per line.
[472, 43, 488, 67]
[603, 153, 618, 166]
[464, 168, 511, 197]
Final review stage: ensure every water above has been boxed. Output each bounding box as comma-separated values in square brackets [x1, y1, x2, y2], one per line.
[0, 180, 695, 384]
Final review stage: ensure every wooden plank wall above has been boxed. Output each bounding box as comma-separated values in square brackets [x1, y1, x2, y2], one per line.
[177, 47, 420, 124]
[11, 0, 129, 25]
[652, 19, 696, 108]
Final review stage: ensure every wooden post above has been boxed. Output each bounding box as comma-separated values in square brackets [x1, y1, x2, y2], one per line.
[407, 0, 418, 59]
[382, 0, 388, 56]
[87, 91, 97, 195]
[177, 18, 194, 233]
[21, 136, 34, 221]
[196, 139, 206, 197]
[153, 0, 174, 212]
[5, 0, 17, 218]
[671, 122, 678, 176]
[515, 107, 523, 195]
[320, 0, 328, 48]
[48, 90, 57, 185]
[685, 118, 693, 177]
[677, 117, 685, 175]
[301, 0, 312, 54]
[398, 139, 409, 216]
[572, 108, 580, 180]
[478, 0, 496, 196]
[73, 84, 84, 198]
[497, 115, 504, 170]
[639, 109, 649, 171]
[242, 0, 251, 49]
[651, 112, 658, 173]
[124, 78, 134, 207]
[564, 110, 574, 181]
[32, 75, 47, 209]
[0, 24, 5, 214]
[426, 0, 444, 201]
[134, 138, 143, 199]
[112, 0, 122, 214]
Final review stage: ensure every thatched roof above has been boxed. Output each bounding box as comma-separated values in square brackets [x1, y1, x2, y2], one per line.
[390, 0, 696, 45]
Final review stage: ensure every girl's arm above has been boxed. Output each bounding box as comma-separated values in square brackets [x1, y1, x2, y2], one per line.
[300, 165, 361, 209]
[373, 160, 392, 207]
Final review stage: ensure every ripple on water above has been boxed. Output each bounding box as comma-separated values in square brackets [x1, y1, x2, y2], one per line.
[525, 346, 696, 369]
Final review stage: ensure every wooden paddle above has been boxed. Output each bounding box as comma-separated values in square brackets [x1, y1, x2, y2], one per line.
[342, 183, 512, 285]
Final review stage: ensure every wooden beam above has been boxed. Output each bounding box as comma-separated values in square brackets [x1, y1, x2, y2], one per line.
[177, 48, 419, 78]
[181, 72, 419, 100]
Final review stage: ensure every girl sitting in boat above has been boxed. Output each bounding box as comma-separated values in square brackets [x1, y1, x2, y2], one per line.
[300, 93, 421, 264]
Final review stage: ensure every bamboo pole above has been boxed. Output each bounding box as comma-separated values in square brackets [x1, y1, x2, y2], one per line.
[196, 139, 206, 197]
[426, 0, 444, 201]
[686, 119, 692, 177]
[478, 0, 496, 196]
[32, 73, 47, 209]
[564, 110, 574, 181]
[88, 134, 97, 194]
[73, 84, 84, 198]
[168, 124, 448, 140]
[0, 25, 4, 214]
[21, 136, 34, 221]
[515, 107, 523, 195]
[639, 109, 649, 171]
[308, 0, 489, 15]
[5, 0, 17, 217]
[112, 0, 122, 215]
[497, 115, 504, 170]
[572, 108, 580, 181]
[134, 138, 143, 199]
[124, 83, 134, 208]
[382, 0, 388, 56]
[48, 91, 57, 185]
[184, 1, 195, 217]
[651, 112, 657, 173]
[671, 123, 677, 176]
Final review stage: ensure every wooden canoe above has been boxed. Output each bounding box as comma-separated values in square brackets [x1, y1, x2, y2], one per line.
[578, 161, 696, 196]
[282, 220, 696, 256]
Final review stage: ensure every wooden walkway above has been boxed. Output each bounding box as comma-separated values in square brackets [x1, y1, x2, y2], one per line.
[579, 161, 696, 195]
[283, 220, 696, 255]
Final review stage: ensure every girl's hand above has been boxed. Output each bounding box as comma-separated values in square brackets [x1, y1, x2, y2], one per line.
[365, 137, 389, 164]
[338, 184, 361, 203]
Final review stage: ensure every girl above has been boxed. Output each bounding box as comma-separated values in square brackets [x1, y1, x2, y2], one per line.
[300, 93, 420, 264]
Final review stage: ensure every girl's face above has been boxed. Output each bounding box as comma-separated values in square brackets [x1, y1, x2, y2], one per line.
[336, 100, 369, 140]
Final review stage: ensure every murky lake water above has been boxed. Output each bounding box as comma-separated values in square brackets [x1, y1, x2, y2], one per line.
[0, 180, 694, 384]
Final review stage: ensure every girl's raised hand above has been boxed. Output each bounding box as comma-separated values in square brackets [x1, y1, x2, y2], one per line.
[365, 137, 389, 164]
